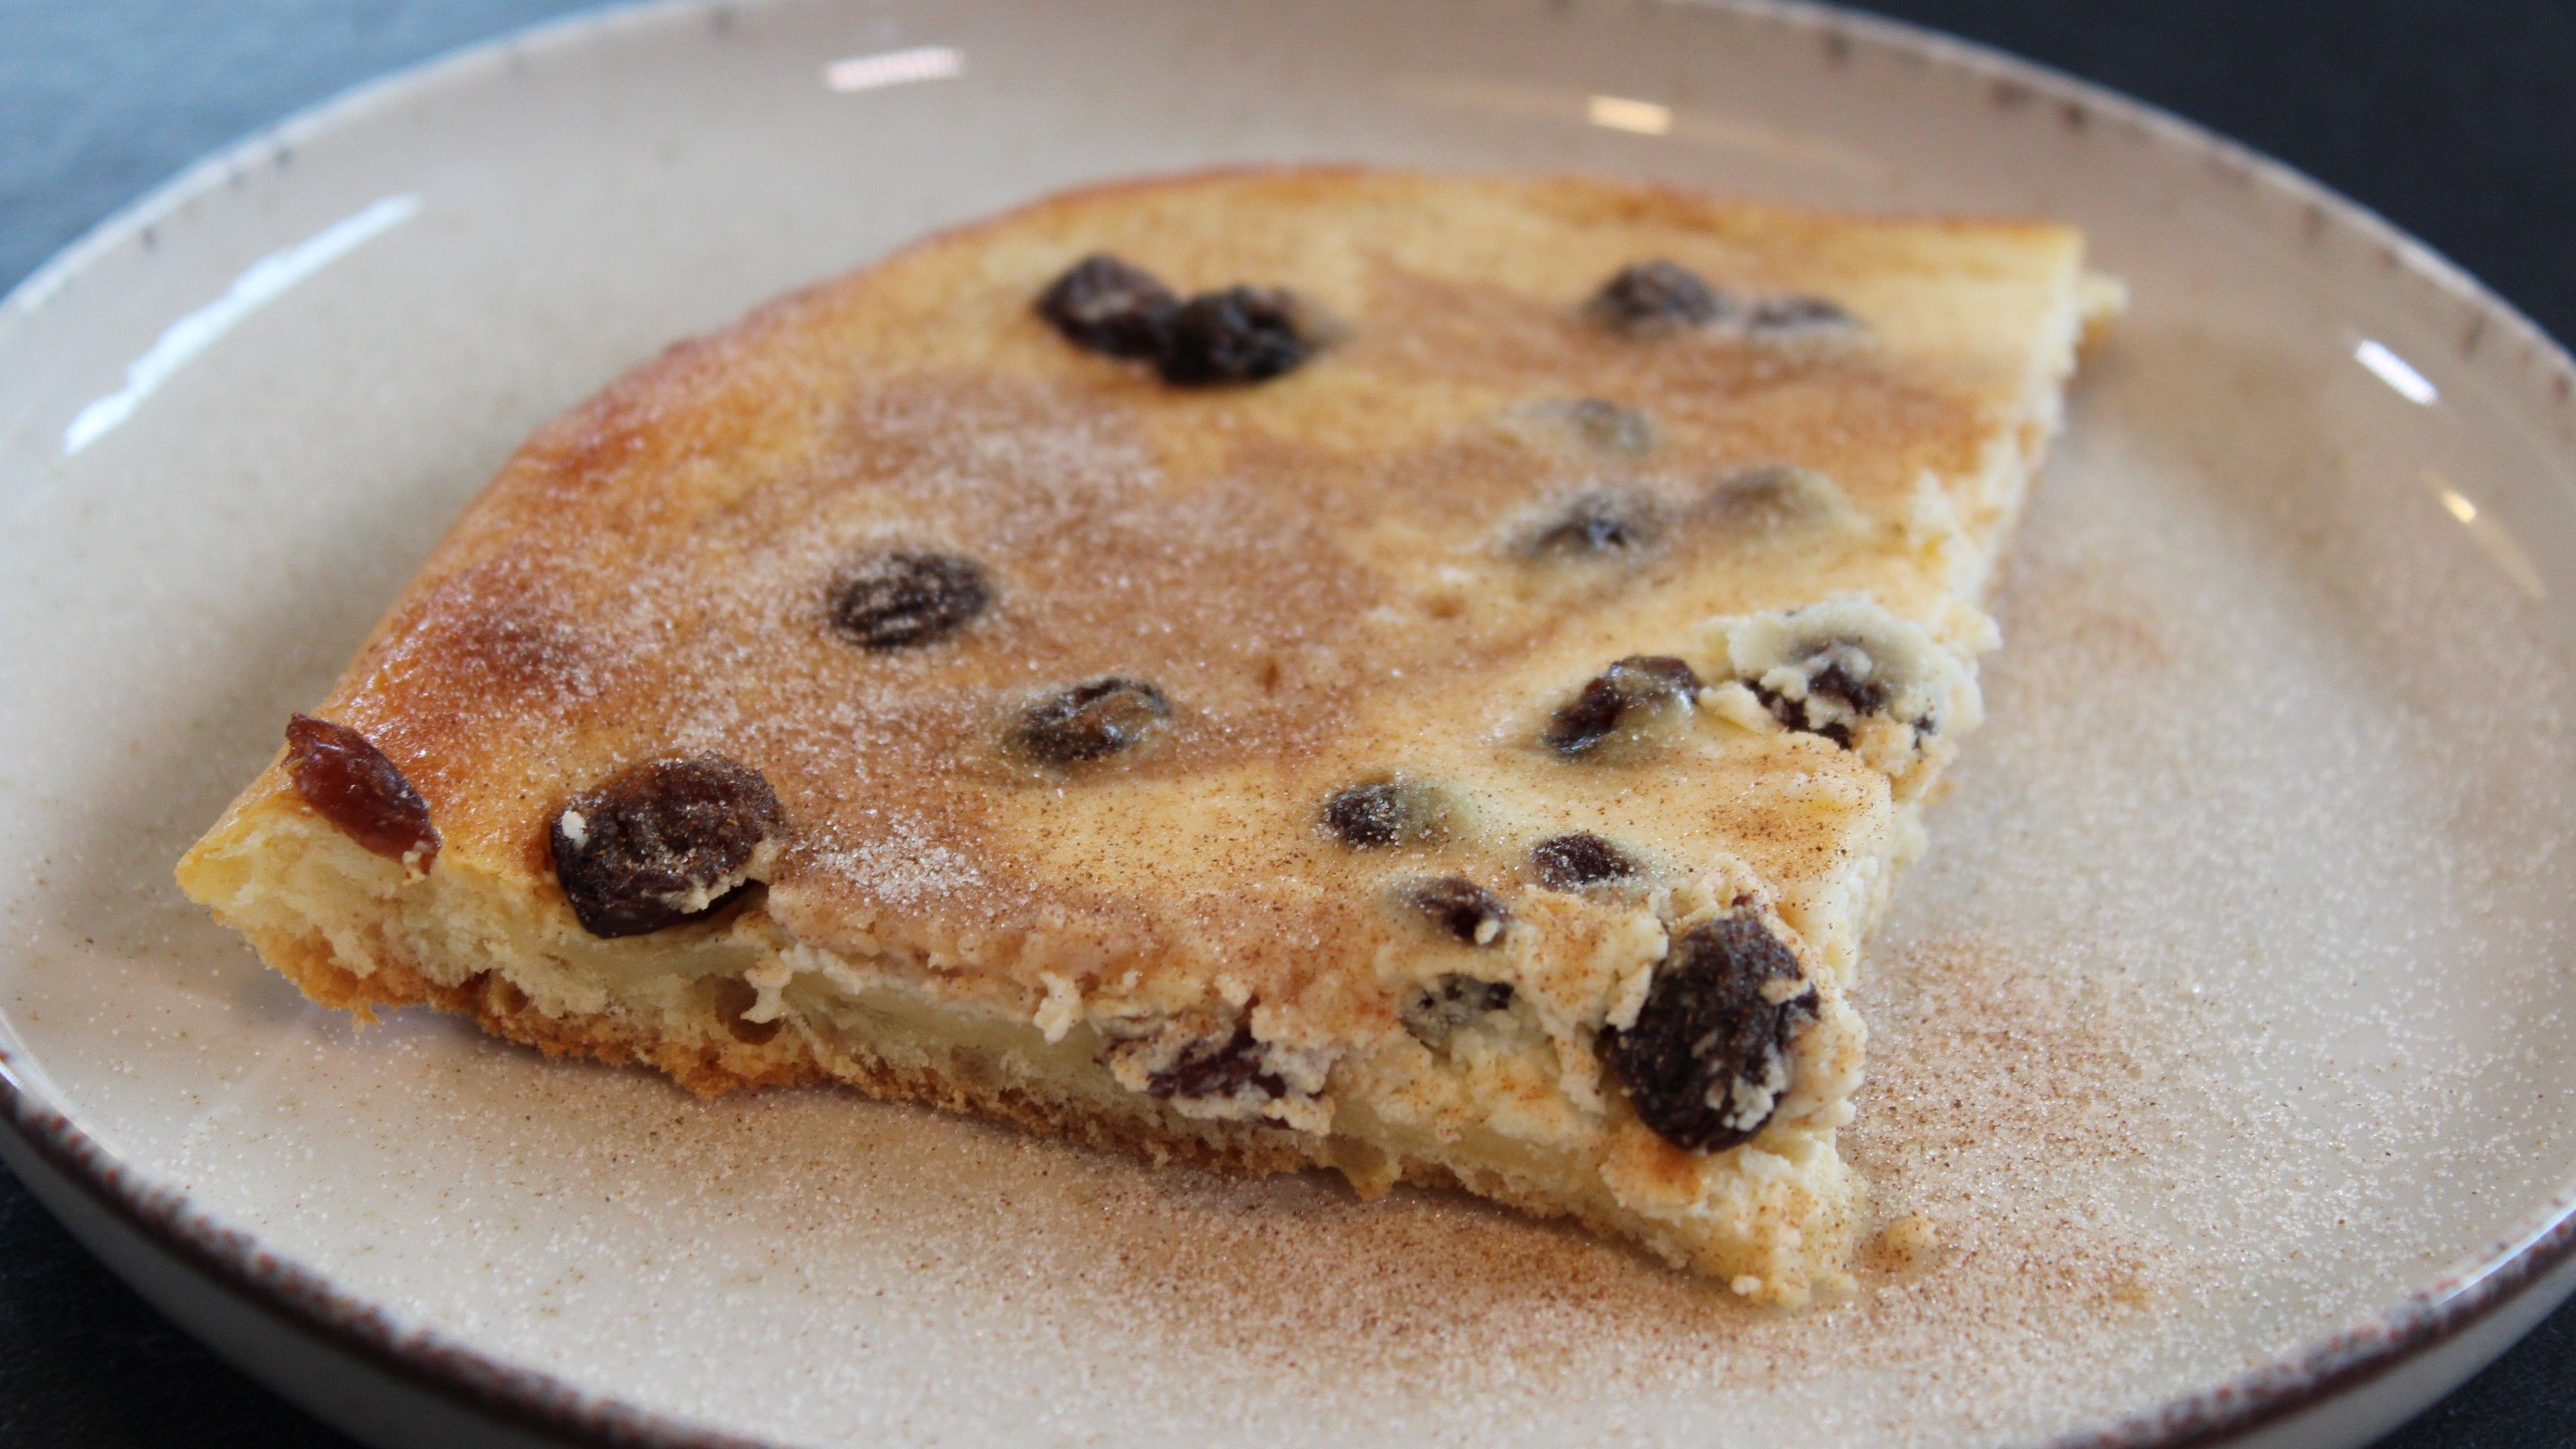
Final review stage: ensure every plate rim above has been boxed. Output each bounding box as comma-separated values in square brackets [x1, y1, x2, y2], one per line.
[4, 1, 2575, 1445]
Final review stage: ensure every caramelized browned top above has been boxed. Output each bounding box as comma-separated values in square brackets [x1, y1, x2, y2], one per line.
[279, 170, 2083, 1027]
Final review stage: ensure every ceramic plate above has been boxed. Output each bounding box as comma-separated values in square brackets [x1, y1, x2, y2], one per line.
[6, 1, 2576, 1445]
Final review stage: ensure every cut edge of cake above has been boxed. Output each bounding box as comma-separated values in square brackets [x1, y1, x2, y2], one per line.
[179, 809, 1881, 1296]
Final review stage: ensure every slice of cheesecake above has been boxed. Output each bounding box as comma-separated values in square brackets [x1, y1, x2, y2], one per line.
[177, 169, 2106, 1304]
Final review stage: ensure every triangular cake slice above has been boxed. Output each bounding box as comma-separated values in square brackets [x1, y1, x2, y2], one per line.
[178, 170, 2103, 1304]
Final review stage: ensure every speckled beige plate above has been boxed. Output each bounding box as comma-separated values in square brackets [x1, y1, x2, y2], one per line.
[6, 2, 2576, 1446]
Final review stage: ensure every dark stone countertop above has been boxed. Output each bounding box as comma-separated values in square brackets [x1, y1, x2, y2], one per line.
[2, 1, 2569, 1443]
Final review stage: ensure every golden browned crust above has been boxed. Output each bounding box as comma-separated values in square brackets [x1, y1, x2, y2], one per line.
[232, 168, 2079, 1036]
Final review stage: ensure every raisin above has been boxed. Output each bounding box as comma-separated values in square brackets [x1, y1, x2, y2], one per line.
[1548, 679, 1626, 751]
[1588, 259, 1734, 336]
[1752, 684, 1849, 747]
[1324, 782, 1404, 847]
[827, 550, 991, 649]
[1010, 677, 1170, 764]
[1808, 654, 1889, 716]
[710, 975, 783, 1046]
[1530, 487, 1661, 560]
[1747, 294, 1855, 334]
[1565, 397, 1655, 454]
[283, 714, 440, 866]
[1036, 253, 1178, 359]
[1401, 973, 1516, 1049]
[1146, 1024, 1286, 1100]
[1601, 914, 1816, 1152]
[1158, 286, 1313, 384]
[1321, 778, 1448, 848]
[1532, 833, 1635, 889]
[550, 755, 783, 938]
[1751, 639, 1888, 748]
[1544, 655, 1703, 756]
[1406, 877, 1510, 946]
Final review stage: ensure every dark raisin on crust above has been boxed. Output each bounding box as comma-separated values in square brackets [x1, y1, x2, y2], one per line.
[1158, 286, 1314, 384]
[1548, 678, 1626, 753]
[1319, 781, 1418, 850]
[1323, 781, 1404, 847]
[1401, 973, 1516, 1049]
[284, 714, 441, 865]
[1588, 259, 1734, 335]
[1146, 1024, 1287, 1100]
[827, 550, 991, 649]
[1529, 487, 1662, 560]
[1009, 677, 1171, 764]
[1747, 294, 1856, 334]
[710, 976, 783, 1046]
[549, 755, 783, 938]
[1320, 777, 1450, 849]
[1038, 256, 1321, 385]
[1036, 253, 1179, 359]
[1600, 914, 1816, 1153]
[1544, 655, 1703, 755]
[1406, 877, 1511, 946]
[1532, 833, 1635, 889]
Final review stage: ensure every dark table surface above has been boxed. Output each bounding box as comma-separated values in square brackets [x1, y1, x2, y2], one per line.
[4, 1, 2572, 1444]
